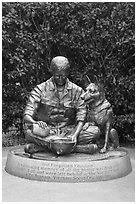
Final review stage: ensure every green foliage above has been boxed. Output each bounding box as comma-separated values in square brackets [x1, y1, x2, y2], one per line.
[2, 2, 135, 143]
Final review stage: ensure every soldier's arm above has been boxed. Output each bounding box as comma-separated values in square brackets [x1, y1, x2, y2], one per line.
[24, 114, 36, 124]
[71, 121, 84, 142]
[72, 87, 86, 141]
[23, 85, 42, 124]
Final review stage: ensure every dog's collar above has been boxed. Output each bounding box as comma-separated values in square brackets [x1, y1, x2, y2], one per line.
[88, 99, 111, 109]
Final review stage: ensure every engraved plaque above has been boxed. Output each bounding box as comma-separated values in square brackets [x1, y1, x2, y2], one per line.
[5, 146, 132, 182]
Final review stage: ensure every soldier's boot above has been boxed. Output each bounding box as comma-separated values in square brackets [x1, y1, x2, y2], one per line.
[24, 143, 49, 157]
[72, 143, 98, 154]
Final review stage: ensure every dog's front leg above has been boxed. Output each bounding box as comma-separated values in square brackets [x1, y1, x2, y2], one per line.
[100, 120, 111, 153]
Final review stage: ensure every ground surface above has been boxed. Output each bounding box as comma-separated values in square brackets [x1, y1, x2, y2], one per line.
[2, 145, 135, 202]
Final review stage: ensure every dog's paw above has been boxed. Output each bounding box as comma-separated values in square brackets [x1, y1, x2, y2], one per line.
[108, 146, 114, 151]
[100, 147, 107, 154]
[108, 144, 120, 151]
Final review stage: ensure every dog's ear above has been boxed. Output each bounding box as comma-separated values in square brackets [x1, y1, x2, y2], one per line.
[84, 75, 91, 88]
[93, 75, 99, 85]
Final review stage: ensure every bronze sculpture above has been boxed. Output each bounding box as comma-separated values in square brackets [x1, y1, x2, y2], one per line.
[81, 76, 119, 153]
[5, 58, 132, 183]
[23, 56, 100, 155]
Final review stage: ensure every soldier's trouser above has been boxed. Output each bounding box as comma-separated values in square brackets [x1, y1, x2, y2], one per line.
[24, 123, 100, 147]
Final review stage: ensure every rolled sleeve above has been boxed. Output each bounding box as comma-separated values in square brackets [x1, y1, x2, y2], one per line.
[24, 85, 43, 118]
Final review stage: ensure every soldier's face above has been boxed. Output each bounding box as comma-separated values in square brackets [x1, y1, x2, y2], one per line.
[52, 69, 69, 86]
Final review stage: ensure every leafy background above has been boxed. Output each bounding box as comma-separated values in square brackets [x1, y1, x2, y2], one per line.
[2, 2, 135, 146]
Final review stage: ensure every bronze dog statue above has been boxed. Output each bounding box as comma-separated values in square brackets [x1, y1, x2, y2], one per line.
[81, 76, 119, 153]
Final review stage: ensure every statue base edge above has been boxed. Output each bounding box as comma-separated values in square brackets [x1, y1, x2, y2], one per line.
[5, 146, 132, 183]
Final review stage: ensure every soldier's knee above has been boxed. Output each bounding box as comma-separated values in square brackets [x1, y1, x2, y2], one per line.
[86, 125, 100, 138]
[94, 126, 100, 139]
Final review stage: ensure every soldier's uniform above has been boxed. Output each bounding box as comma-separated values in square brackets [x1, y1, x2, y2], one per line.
[24, 77, 100, 147]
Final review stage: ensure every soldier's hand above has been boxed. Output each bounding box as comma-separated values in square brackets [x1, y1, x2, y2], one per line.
[72, 136, 77, 143]
[68, 134, 77, 143]
[36, 121, 48, 129]
[83, 122, 90, 130]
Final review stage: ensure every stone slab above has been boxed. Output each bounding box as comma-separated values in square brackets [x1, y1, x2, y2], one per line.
[5, 146, 132, 183]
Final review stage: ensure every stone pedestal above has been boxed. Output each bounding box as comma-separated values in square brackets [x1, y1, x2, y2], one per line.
[5, 146, 132, 183]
